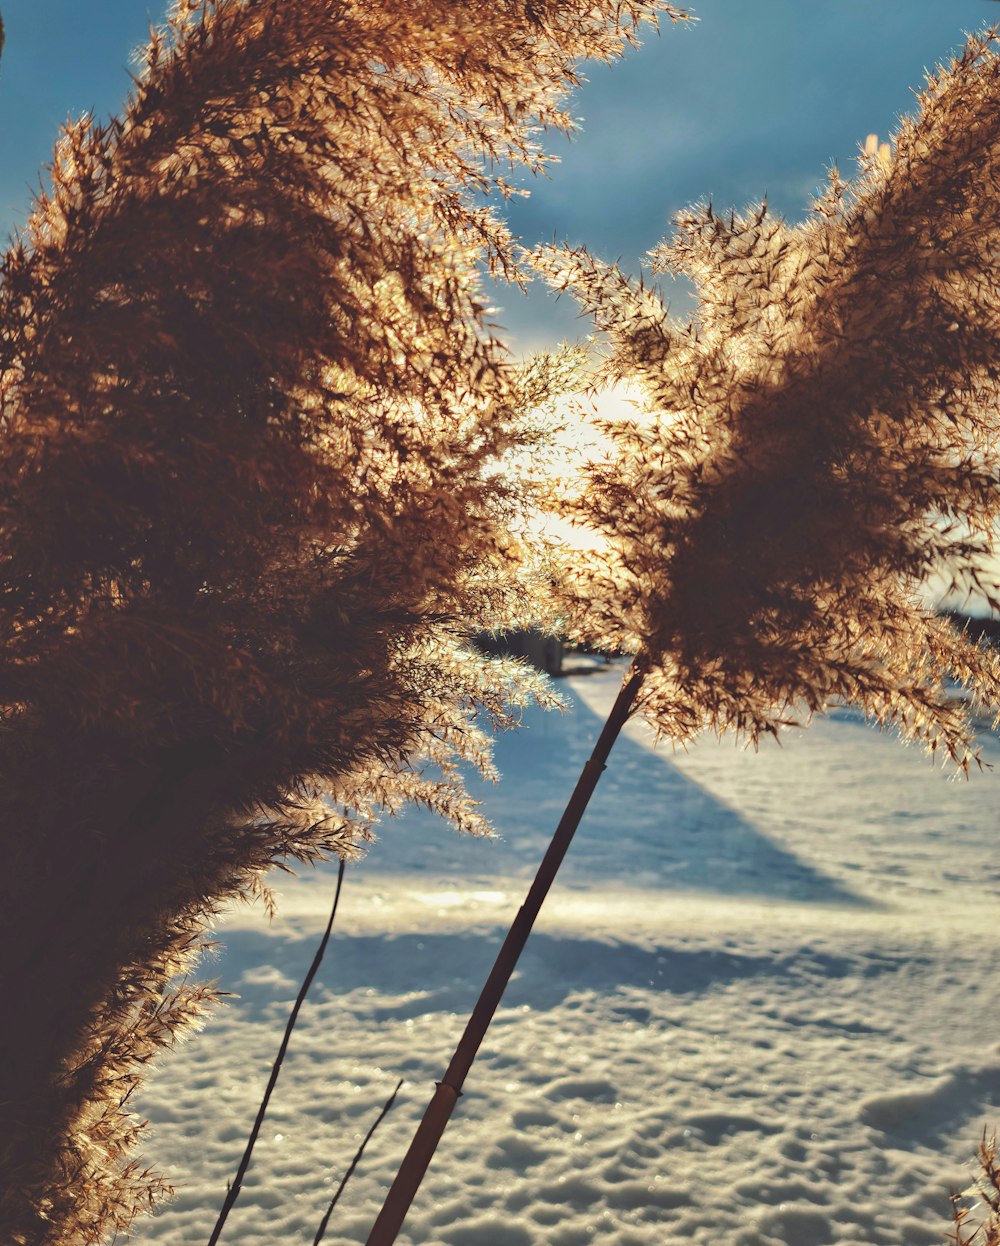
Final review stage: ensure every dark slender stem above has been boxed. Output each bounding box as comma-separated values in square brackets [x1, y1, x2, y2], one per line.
[207, 858, 347, 1246]
[365, 663, 646, 1246]
[312, 1079, 404, 1246]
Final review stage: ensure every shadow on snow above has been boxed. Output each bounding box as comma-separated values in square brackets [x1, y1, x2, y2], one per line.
[356, 678, 871, 909]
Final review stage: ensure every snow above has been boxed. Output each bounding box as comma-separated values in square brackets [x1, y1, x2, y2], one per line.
[133, 659, 1000, 1245]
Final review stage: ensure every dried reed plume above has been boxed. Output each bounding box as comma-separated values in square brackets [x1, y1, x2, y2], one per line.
[0, 0, 684, 1240]
[952, 1133, 1000, 1246]
[535, 27, 1000, 766]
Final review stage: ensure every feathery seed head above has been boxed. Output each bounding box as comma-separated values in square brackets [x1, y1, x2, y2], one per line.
[534, 28, 1000, 765]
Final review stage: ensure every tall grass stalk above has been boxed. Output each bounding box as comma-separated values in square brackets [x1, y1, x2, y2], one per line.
[365, 665, 644, 1245]
[314, 1079, 404, 1246]
[208, 860, 345, 1246]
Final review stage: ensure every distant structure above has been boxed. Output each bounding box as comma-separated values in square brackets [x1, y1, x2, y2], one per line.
[474, 628, 564, 675]
[942, 610, 1000, 647]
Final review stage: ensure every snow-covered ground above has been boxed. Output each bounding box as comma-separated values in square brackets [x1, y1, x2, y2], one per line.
[134, 659, 1000, 1246]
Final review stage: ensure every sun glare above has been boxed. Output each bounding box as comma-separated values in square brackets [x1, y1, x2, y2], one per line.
[526, 380, 647, 554]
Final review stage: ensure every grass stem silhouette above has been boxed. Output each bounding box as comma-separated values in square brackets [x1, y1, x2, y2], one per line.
[365, 665, 645, 1245]
[208, 859, 346, 1246]
[314, 1079, 404, 1246]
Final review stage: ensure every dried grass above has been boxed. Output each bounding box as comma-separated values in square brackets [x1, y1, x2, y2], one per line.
[0, 1, 685, 1240]
[952, 1133, 1000, 1246]
[535, 28, 1000, 768]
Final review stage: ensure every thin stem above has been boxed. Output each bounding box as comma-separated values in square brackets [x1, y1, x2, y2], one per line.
[207, 857, 347, 1246]
[313, 1079, 404, 1246]
[365, 663, 646, 1246]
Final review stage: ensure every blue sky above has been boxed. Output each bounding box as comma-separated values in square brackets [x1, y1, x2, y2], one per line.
[1, 1, 998, 350]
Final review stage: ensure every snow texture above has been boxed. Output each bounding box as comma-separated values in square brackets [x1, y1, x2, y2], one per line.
[134, 659, 1000, 1245]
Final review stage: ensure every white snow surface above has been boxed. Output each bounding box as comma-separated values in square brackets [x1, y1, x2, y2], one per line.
[134, 659, 1000, 1246]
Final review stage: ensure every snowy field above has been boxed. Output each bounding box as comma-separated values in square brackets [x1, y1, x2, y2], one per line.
[134, 659, 1000, 1246]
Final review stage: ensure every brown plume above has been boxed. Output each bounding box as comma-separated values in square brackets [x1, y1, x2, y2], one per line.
[0, 0, 684, 1240]
[535, 28, 1000, 766]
